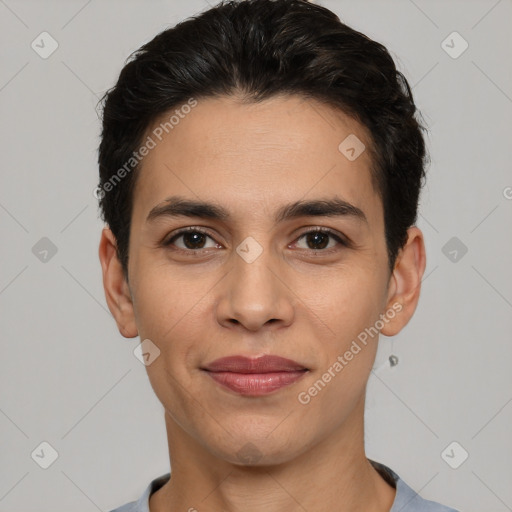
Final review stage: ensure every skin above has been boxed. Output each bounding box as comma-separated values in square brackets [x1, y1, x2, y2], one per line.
[99, 94, 426, 512]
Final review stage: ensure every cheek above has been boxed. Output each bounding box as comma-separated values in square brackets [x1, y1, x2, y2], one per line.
[132, 262, 213, 341]
[295, 280, 383, 429]
[130, 265, 218, 401]
[130, 268, 213, 421]
[294, 353, 373, 446]
[296, 268, 384, 409]
[296, 264, 384, 345]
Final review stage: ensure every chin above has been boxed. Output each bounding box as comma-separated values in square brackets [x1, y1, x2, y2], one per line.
[207, 429, 310, 468]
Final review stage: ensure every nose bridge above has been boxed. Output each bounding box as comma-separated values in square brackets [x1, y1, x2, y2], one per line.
[216, 235, 294, 331]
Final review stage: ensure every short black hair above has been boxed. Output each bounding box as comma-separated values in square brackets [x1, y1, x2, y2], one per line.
[96, 0, 429, 281]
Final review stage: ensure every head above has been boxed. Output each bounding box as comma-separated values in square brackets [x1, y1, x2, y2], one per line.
[98, 0, 428, 466]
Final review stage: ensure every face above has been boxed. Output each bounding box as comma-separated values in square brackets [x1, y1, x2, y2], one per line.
[100, 94, 425, 466]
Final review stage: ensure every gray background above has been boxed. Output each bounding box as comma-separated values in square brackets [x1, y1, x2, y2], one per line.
[1, 0, 511, 510]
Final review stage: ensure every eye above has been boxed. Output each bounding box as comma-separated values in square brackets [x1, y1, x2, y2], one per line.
[162, 226, 348, 254]
[163, 227, 221, 252]
[292, 227, 346, 252]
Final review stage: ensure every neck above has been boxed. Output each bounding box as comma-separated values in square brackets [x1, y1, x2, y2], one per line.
[150, 396, 395, 512]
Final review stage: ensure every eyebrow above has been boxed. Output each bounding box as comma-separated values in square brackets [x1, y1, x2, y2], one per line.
[146, 195, 368, 225]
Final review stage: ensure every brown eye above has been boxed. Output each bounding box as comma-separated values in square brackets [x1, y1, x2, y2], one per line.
[178, 231, 207, 249]
[164, 228, 220, 251]
[293, 228, 346, 252]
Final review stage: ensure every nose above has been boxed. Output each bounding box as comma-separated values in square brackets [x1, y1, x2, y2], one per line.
[215, 243, 295, 333]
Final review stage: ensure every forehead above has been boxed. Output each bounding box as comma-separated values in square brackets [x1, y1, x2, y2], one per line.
[132, 94, 382, 228]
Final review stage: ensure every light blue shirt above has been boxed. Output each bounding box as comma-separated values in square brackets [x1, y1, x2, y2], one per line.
[110, 459, 459, 511]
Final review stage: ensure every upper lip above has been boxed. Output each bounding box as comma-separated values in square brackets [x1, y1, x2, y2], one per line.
[202, 355, 308, 373]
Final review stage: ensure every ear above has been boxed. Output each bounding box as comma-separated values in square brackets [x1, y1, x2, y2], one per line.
[380, 226, 427, 337]
[98, 227, 138, 338]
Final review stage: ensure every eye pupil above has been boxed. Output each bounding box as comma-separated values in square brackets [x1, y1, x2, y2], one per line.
[183, 232, 206, 249]
[307, 232, 329, 250]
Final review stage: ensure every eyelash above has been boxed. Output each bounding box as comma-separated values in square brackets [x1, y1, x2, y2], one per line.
[162, 226, 348, 255]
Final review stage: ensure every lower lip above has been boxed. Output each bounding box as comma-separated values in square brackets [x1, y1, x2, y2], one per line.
[204, 370, 308, 396]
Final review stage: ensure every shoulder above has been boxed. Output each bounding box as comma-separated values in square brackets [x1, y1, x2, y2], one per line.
[369, 459, 460, 512]
[393, 478, 460, 512]
[108, 473, 171, 512]
[108, 501, 138, 512]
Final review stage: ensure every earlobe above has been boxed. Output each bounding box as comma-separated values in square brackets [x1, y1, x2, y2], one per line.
[98, 227, 139, 338]
[380, 226, 427, 337]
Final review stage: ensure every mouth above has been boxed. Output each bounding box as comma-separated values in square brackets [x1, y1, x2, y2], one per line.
[200, 355, 309, 396]
[202, 354, 308, 373]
